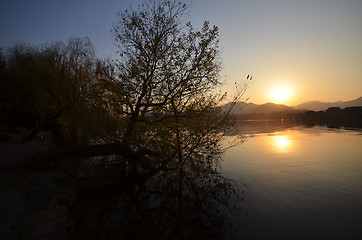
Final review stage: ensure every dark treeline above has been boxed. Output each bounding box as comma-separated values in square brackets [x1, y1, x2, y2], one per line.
[301, 107, 362, 128]
[236, 107, 362, 129]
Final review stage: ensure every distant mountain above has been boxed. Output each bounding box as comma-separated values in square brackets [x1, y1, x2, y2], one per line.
[224, 101, 293, 115]
[295, 97, 362, 111]
[222, 97, 362, 115]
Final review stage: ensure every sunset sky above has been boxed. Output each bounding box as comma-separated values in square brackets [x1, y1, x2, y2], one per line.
[1, 0, 361, 106]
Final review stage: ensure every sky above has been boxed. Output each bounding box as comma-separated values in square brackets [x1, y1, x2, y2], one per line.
[1, 0, 361, 105]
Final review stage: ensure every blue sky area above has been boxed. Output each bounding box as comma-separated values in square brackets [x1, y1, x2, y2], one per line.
[1, 0, 361, 105]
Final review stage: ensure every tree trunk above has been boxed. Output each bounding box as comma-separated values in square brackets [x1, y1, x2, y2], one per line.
[17, 142, 144, 171]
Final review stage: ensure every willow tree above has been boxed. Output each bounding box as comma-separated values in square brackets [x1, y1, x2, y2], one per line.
[0, 37, 108, 144]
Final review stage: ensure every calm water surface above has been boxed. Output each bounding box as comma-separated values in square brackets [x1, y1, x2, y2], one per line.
[222, 126, 362, 239]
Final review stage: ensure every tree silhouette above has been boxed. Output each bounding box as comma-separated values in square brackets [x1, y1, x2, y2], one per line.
[0, 38, 108, 144]
[85, 0, 248, 196]
[105, 0, 223, 145]
[4, 1, 249, 237]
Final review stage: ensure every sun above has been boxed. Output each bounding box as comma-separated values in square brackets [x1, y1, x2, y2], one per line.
[271, 87, 290, 104]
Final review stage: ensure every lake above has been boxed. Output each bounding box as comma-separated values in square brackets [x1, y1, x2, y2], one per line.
[222, 126, 362, 239]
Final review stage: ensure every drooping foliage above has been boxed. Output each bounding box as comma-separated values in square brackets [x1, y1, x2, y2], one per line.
[0, 37, 111, 144]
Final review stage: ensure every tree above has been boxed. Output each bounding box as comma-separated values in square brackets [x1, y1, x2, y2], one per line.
[15, 1, 248, 237]
[100, 0, 248, 172]
[42, 37, 102, 144]
[11, 1, 249, 172]
[107, 0, 223, 145]
[0, 37, 108, 144]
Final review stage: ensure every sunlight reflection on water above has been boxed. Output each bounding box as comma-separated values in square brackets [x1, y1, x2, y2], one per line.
[270, 134, 292, 153]
[222, 126, 362, 239]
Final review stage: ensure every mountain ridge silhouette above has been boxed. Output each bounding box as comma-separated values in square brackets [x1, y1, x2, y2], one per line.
[223, 97, 362, 114]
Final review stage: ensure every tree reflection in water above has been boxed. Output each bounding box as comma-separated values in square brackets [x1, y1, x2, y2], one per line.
[68, 149, 245, 239]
